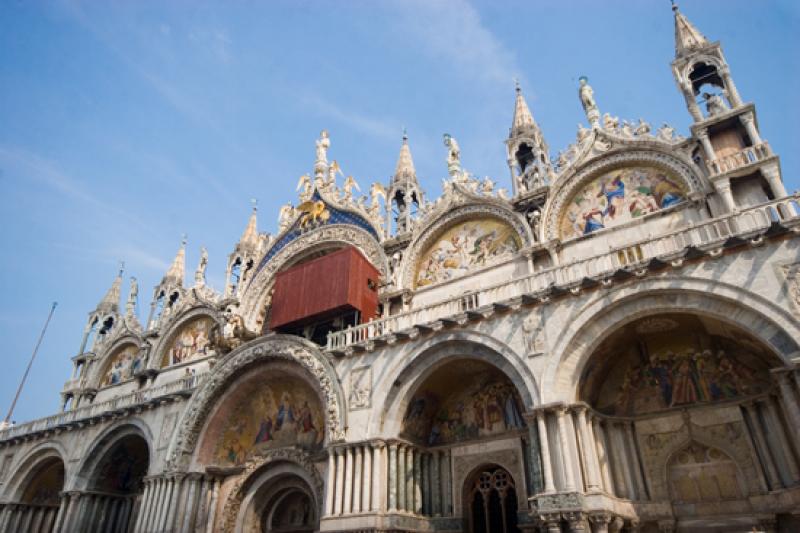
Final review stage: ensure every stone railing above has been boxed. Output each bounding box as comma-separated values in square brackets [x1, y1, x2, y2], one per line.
[707, 142, 771, 176]
[0, 372, 207, 443]
[327, 195, 799, 353]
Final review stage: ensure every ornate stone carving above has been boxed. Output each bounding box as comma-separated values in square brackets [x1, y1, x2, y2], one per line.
[522, 308, 546, 355]
[218, 447, 323, 533]
[165, 336, 346, 470]
[348, 366, 372, 410]
[781, 262, 800, 317]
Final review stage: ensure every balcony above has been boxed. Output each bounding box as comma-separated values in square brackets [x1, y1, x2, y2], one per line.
[0, 372, 206, 443]
[327, 195, 800, 354]
[707, 142, 772, 177]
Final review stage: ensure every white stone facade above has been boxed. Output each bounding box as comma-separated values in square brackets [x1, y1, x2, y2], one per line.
[1, 6, 800, 533]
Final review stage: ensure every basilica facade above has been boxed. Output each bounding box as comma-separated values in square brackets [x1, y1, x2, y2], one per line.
[1, 6, 799, 533]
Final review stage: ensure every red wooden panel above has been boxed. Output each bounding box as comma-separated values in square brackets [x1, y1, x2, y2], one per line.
[269, 246, 380, 330]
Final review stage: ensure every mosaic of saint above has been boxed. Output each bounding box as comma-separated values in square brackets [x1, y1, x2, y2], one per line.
[101, 344, 142, 387]
[21, 460, 64, 506]
[161, 316, 215, 367]
[580, 314, 774, 416]
[416, 219, 521, 287]
[211, 376, 324, 466]
[402, 360, 525, 446]
[560, 166, 687, 239]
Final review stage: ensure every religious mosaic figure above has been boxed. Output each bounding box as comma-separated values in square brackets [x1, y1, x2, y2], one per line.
[102, 344, 140, 387]
[212, 378, 324, 466]
[163, 317, 214, 366]
[560, 166, 686, 239]
[416, 219, 521, 287]
[403, 375, 525, 446]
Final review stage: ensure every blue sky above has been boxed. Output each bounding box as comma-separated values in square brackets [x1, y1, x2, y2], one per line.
[1, 0, 798, 423]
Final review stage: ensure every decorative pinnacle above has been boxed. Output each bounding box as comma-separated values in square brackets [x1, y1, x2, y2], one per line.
[250, 197, 258, 211]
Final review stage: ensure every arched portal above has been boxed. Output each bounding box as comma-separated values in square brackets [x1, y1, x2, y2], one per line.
[465, 465, 520, 533]
[71, 433, 150, 533]
[577, 312, 797, 529]
[3, 455, 65, 532]
[257, 478, 316, 533]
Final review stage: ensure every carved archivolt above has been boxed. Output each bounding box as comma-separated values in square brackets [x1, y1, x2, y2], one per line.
[398, 202, 532, 290]
[542, 149, 705, 242]
[239, 224, 389, 329]
[218, 447, 323, 533]
[165, 335, 346, 470]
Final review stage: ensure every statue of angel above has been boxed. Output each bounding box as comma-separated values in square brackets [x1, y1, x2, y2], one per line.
[296, 174, 313, 201]
[634, 118, 651, 136]
[126, 277, 138, 316]
[703, 92, 729, 116]
[326, 160, 342, 188]
[497, 188, 510, 200]
[342, 175, 360, 201]
[621, 120, 634, 137]
[481, 176, 495, 196]
[278, 202, 295, 230]
[195, 246, 208, 285]
[443, 133, 461, 177]
[369, 182, 386, 211]
[576, 123, 591, 142]
[657, 123, 675, 142]
[578, 76, 597, 115]
[315, 130, 330, 165]
[603, 113, 619, 131]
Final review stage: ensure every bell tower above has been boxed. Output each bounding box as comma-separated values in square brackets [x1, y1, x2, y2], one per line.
[506, 82, 552, 198]
[670, 3, 786, 212]
[386, 131, 423, 236]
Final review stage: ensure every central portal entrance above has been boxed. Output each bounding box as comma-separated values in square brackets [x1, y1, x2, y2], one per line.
[466, 465, 520, 533]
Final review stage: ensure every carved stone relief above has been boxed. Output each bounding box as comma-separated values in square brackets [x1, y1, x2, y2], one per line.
[348, 366, 372, 410]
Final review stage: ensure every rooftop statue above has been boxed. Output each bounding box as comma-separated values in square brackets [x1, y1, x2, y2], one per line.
[443, 133, 462, 178]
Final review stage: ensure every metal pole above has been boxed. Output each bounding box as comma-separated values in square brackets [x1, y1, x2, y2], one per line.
[3, 302, 57, 425]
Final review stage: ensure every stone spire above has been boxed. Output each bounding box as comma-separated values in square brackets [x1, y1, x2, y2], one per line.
[393, 129, 417, 184]
[510, 81, 535, 136]
[239, 201, 259, 249]
[673, 2, 708, 57]
[162, 237, 186, 287]
[97, 265, 123, 314]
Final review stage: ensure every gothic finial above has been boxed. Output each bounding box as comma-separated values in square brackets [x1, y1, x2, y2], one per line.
[163, 238, 186, 287]
[673, 3, 709, 57]
[250, 197, 258, 211]
[118, 260, 125, 277]
[393, 129, 417, 184]
[510, 81, 535, 136]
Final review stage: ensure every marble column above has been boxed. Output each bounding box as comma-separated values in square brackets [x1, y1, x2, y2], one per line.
[422, 453, 431, 515]
[414, 449, 423, 514]
[441, 451, 452, 516]
[180, 474, 202, 533]
[405, 446, 414, 512]
[398, 446, 408, 512]
[720, 68, 743, 107]
[526, 418, 544, 494]
[608, 424, 630, 499]
[775, 371, 800, 446]
[576, 407, 601, 491]
[388, 444, 398, 512]
[192, 478, 210, 533]
[157, 477, 175, 532]
[431, 451, 441, 516]
[761, 164, 789, 202]
[739, 112, 762, 145]
[696, 129, 717, 162]
[743, 401, 781, 490]
[362, 445, 372, 513]
[764, 396, 800, 483]
[625, 422, 648, 500]
[556, 407, 576, 491]
[205, 478, 220, 533]
[713, 178, 736, 212]
[325, 451, 336, 516]
[536, 411, 555, 493]
[372, 443, 385, 512]
[51, 492, 70, 533]
[164, 474, 185, 531]
[334, 448, 345, 515]
[343, 447, 354, 514]
[144, 478, 162, 532]
[592, 418, 614, 494]
[353, 446, 363, 514]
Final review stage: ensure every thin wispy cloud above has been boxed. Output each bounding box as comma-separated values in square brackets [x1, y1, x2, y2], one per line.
[0, 145, 151, 233]
[392, 0, 524, 90]
[302, 93, 398, 141]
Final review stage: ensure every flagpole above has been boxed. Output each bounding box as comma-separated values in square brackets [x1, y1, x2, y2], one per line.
[3, 302, 58, 426]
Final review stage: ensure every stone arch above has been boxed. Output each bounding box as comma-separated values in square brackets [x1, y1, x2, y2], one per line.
[148, 305, 223, 368]
[218, 448, 323, 533]
[542, 276, 800, 404]
[166, 335, 346, 470]
[541, 149, 705, 242]
[88, 335, 143, 389]
[370, 331, 538, 439]
[399, 202, 533, 291]
[72, 420, 153, 492]
[661, 437, 749, 503]
[239, 224, 389, 330]
[2, 442, 67, 502]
